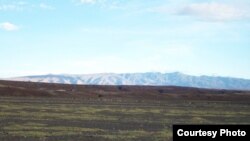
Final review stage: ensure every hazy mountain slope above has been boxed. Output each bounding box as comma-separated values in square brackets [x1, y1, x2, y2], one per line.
[8, 72, 250, 90]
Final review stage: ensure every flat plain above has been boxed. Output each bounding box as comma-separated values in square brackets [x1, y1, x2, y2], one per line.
[0, 80, 250, 141]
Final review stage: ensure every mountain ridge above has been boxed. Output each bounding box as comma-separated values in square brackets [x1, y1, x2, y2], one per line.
[6, 72, 250, 90]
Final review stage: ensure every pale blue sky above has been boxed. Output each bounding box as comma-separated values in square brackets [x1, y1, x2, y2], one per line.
[0, 0, 250, 78]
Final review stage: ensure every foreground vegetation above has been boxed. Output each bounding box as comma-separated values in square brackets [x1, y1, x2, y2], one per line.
[0, 96, 249, 141]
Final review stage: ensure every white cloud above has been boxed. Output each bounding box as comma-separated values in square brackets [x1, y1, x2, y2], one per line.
[79, 0, 96, 4]
[147, 1, 250, 22]
[39, 3, 55, 10]
[0, 1, 28, 11]
[0, 4, 22, 11]
[0, 22, 19, 31]
[76, 0, 129, 10]
[0, 2, 54, 11]
[178, 2, 249, 21]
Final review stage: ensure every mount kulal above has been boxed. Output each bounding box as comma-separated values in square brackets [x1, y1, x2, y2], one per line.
[7, 72, 250, 90]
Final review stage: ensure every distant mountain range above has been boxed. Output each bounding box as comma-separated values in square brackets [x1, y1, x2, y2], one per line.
[7, 72, 250, 90]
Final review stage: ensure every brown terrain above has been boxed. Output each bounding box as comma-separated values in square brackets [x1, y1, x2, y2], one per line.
[0, 80, 250, 141]
[0, 80, 250, 101]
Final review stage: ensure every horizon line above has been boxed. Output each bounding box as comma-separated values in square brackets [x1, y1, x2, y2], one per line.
[2, 71, 250, 80]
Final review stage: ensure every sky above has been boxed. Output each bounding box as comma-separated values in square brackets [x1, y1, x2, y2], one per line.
[0, 0, 250, 79]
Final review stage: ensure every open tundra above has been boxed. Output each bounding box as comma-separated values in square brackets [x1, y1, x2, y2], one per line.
[0, 80, 250, 141]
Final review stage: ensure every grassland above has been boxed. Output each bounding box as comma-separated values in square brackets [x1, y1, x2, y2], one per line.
[0, 80, 250, 141]
[0, 97, 249, 141]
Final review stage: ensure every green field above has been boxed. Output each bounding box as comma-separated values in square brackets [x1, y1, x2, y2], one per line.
[0, 96, 249, 141]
